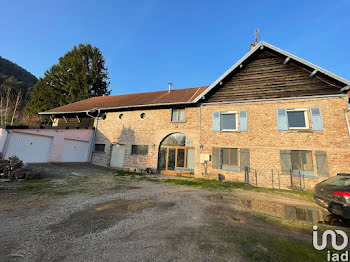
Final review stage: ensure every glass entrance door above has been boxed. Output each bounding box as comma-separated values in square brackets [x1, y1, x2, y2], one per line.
[176, 149, 185, 168]
[158, 133, 195, 175]
[167, 148, 176, 171]
[159, 146, 194, 175]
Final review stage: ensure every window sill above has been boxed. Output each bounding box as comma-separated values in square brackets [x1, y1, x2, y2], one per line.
[222, 165, 240, 172]
[220, 130, 239, 132]
[289, 170, 318, 179]
[287, 129, 313, 133]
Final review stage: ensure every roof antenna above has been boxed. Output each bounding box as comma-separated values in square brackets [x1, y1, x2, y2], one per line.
[254, 28, 260, 43]
[249, 28, 260, 51]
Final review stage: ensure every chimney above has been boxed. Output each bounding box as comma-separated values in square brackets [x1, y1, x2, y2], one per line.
[168, 83, 172, 92]
[249, 42, 257, 51]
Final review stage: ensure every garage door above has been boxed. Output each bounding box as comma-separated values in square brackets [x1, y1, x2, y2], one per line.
[4, 132, 53, 163]
[61, 139, 90, 162]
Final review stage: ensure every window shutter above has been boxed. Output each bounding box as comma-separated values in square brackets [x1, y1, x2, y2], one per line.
[131, 145, 137, 155]
[239, 111, 248, 131]
[240, 148, 250, 171]
[179, 109, 185, 121]
[220, 148, 223, 167]
[212, 147, 222, 169]
[280, 150, 292, 173]
[277, 109, 288, 131]
[310, 107, 324, 131]
[172, 109, 178, 121]
[315, 151, 330, 177]
[212, 112, 221, 131]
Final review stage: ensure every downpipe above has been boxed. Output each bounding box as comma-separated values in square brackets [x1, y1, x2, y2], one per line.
[86, 108, 101, 162]
[345, 108, 350, 138]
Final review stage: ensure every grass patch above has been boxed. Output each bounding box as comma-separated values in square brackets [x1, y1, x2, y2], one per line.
[256, 214, 330, 234]
[17, 179, 52, 193]
[67, 175, 92, 185]
[1, 173, 138, 198]
[14, 177, 92, 196]
[154, 178, 313, 202]
[234, 229, 327, 262]
[114, 171, 144, 177]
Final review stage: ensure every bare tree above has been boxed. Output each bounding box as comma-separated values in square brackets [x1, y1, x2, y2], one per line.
[11, 91, 21, 126]
[0, 96, 3, 126]
[4, 88, 10, 125]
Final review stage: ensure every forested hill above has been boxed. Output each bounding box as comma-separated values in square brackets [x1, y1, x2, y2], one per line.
[0, 56, 38, 88]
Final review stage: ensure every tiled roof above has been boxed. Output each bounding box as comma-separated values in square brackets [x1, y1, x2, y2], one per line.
[41, 86, 208, 114]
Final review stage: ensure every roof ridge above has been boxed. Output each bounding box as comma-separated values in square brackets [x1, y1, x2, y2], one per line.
[39, 85, 209, 114]
[193, 41, 350, 102]
[94, 85, 209, 99]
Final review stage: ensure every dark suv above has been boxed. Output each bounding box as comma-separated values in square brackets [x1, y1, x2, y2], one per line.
[314, 173, 350, 219]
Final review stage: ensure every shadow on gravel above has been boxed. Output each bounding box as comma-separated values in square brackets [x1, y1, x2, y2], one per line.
[28, 163, 115, 178]
[49, 200, 155, 237]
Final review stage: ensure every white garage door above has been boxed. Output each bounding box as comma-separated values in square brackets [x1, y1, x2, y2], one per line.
[61, 139, 89, 162]
[5, 132, 53, 163]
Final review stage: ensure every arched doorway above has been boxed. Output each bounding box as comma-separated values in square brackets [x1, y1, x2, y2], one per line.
[158, 133, 195, 176]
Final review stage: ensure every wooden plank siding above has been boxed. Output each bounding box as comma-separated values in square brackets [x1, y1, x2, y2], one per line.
[205, 51, 342, 103]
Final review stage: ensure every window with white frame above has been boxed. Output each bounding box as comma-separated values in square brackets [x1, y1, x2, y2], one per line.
[287, 109, 309, 129]
[221, 112, 238, 131]
[171, 109, 185, 122]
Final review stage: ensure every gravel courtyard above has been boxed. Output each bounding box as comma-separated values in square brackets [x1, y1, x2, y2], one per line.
[0, 163, 338, 261]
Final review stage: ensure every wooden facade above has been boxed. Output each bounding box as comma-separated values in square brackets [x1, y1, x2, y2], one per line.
[205, 51, 343, 103]
[53, 117, 94, 128]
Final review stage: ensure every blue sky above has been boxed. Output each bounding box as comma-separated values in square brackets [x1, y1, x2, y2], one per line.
[2, 0, 350, 95]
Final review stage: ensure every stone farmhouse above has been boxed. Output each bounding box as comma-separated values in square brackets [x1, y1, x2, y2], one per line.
[40, 42, 350, 189]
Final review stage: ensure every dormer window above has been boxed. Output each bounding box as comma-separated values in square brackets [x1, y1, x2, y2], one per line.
[171, 109, 185, 122]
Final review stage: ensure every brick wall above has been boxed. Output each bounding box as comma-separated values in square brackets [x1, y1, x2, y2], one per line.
[198, 95, 350, 189]
[91, 106, 200, 170]
[89, 95, 350, 190]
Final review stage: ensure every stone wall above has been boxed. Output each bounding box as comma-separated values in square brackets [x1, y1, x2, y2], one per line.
[198, 95, 350, 189]
[91, 106, 200, 171]
[90, 95, 350, 190]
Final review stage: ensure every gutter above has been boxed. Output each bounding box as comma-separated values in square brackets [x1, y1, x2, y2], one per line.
[199, 103, 202, 159]
[341, 86, 350, 93]
[38, 101, 197, 115]
[202, 94, 347, 106]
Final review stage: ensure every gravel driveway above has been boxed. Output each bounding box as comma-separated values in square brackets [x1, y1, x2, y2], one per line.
[0, 163, 331, 262]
